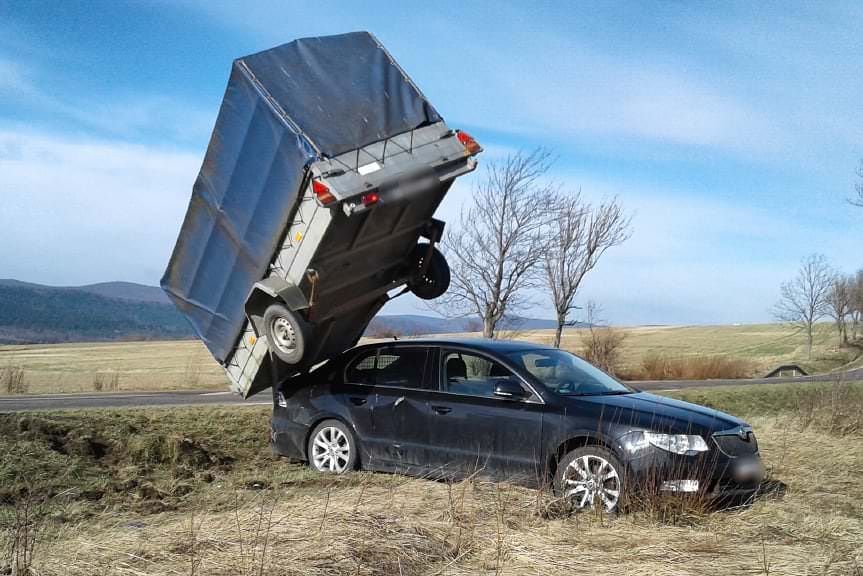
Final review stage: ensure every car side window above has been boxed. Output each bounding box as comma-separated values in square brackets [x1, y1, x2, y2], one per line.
[345, 350, 377, 384]
[375, 348, 428, 389]
[344, 347, 429, 389]
[442, 350, 522, 398]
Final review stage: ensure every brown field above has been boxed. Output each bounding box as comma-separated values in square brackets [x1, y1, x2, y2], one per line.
[0, 340, 226, 394]
[432, 322, 859, 377]
[0, 323, 859, 395]
[2, 382, 862, 575]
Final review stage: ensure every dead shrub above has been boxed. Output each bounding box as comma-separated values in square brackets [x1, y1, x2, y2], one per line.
[579, 327, 626, 376]
[1, 496, 40, 575]
[92, 371, 119, 392]
[1, 365, 27, 395]
[794, 380, 863, 435]
[625, 353, 753, 380]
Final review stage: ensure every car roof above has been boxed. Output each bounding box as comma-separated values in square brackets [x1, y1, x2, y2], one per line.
[353, 337, 556, 355]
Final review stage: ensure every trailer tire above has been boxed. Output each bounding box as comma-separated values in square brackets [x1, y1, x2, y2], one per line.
[263, 304, 308, 365]
[408, 244, 450, 300]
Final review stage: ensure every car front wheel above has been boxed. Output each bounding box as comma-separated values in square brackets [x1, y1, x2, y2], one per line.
[554, 446, 625, 513]
[307, 420, 358, 474]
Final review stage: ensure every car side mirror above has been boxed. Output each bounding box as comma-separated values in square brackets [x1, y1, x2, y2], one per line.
[494, 379, 529, 400]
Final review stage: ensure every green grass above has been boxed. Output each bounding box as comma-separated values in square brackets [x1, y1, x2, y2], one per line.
[664, 379, 863, 420]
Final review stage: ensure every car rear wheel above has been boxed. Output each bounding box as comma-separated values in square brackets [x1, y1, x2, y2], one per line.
[263, 303, 308, 364]
[407, 244, 450, 300]
[307, 420, 357, 474]
[554, 446, 625, 513]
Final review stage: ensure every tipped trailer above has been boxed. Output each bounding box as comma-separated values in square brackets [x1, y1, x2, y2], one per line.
[161, 32, 482, 398]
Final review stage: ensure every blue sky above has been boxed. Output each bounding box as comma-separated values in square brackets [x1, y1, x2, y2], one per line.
[1, 2, 861, 325]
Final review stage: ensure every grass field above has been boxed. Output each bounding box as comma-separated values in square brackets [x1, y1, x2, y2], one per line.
[2, 381, 861, 575]
[0, 340, 226, 394]
[433, 322, 858, 377]
[0, 323, 858, 395]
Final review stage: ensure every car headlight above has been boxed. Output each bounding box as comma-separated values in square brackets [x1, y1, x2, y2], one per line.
[622, 431, 709, 455]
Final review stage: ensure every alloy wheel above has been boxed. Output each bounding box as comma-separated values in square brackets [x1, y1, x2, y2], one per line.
[311, 426, 351, 473]
[562, 454, 621, 512]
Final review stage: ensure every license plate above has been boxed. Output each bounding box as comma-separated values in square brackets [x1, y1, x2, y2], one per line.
[733, 458, 764, 482]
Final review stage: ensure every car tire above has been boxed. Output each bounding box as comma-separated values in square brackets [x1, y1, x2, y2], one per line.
[407, 244, 450, 300]
[554, 445, 625, 513]
[263, 303, 309, 365]
[307, 419, 358, 474]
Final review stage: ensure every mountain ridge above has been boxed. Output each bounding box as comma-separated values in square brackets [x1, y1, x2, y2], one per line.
[0, 279, 570, 344]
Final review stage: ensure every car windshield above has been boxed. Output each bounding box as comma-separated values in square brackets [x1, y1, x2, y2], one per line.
[506, 349, 633, 396]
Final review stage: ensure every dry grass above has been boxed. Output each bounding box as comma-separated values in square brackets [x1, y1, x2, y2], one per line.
[622, 352, 755, 380]
[1, 323, 859, 395]
[423, 322, 860, 378]
[3, 385, 862, 575]
[0, 340, 225, 394]
[22, 417, 863, 575]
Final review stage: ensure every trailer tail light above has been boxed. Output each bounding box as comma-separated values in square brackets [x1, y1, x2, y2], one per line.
[312, 179, 336, 205]
[456, 131, 482, 155]
[361, 192, 379, 207]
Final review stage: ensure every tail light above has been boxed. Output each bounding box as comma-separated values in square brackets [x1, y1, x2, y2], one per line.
[361, 192, 379, 207]
[312, 179, 336, 205]
[456, 130, 482, 155]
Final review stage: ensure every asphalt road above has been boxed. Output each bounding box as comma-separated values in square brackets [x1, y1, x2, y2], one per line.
[1, 368, 860, 413]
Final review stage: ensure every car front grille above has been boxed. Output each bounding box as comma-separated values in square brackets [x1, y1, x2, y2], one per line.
[712, 426, 758, 458]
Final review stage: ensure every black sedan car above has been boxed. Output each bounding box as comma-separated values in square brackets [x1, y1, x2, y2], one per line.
[271, 338, 763, 512]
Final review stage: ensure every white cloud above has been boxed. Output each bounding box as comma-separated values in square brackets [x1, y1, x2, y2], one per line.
[0, 129, 201, 286]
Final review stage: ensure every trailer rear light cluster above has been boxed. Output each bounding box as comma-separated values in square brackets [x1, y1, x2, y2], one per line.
[362, 192, 379, 206]
[456, 130, 482, 155]
[312, 179, 336, 205]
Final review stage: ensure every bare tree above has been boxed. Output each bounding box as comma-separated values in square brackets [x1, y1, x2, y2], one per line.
[542, 191, 631, 348]
[773, 254, 833, 359]
[851, 159, 863, 207]
[435, 149, 555, 338]
[826, 274, 853, 346]
[851, 269, 863, 342]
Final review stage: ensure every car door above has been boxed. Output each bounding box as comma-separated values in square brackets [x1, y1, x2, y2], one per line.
[424, 348, 545, 484]
[362, 345, 435, 471]
[332, 350, 378, 462]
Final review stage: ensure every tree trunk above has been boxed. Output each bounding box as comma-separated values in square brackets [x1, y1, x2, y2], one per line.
[483, 316, 495, 339]
[807, 326, 813, 360]
[553, 320, 564, 348]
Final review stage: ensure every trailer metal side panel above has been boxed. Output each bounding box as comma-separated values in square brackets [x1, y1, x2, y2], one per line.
[161, 32, 441, 363]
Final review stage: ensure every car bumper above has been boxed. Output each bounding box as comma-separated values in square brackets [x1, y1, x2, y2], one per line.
[624, 447, 764, 501]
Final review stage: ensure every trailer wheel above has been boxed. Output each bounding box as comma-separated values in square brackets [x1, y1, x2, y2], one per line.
[263, 304, 308, 364]
[408, 244, 450, 300]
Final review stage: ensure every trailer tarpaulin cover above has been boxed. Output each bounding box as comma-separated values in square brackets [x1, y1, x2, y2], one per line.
[161, 32, 441, 363]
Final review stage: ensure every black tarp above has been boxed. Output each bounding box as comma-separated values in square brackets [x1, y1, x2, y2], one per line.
[161, 32, 441, 363]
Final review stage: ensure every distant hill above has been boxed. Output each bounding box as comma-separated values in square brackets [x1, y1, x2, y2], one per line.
[76, 281, 171, 304]
[0, 279, 569, 345]
[0, 279, 192, 344]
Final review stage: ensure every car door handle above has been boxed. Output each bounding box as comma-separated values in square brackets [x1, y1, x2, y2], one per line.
[431, 405, 451, 415]
[349, 397, 367, 406]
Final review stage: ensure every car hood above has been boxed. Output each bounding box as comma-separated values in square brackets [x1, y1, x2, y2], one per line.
[567, 391, 748, 435]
